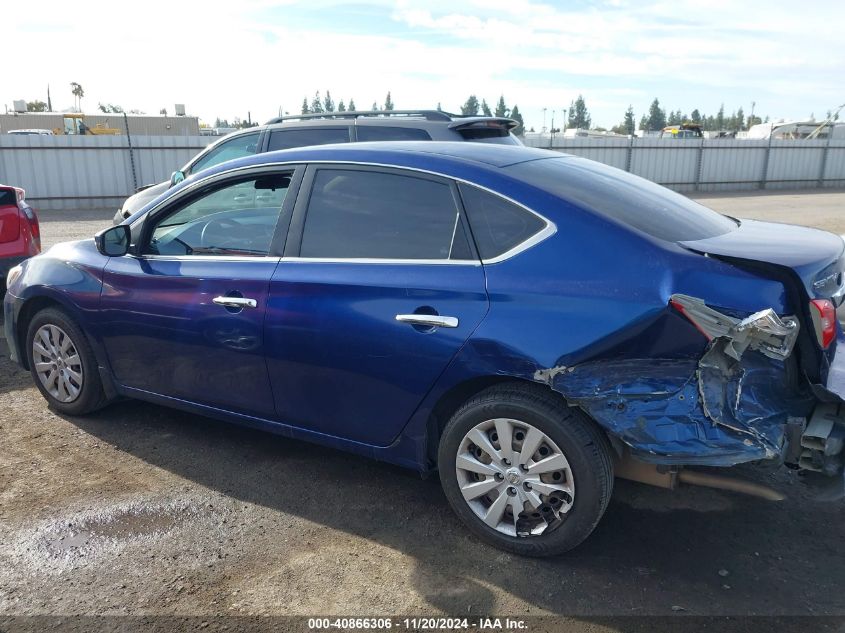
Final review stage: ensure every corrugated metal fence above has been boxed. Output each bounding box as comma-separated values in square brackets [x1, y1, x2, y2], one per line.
[1, 135, 844, 210]
[523, 137, 845, 193]
[0, 135, 211, 210]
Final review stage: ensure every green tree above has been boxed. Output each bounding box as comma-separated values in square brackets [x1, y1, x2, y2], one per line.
[510, 104, 524, 135]
[715, 104, 725, 130]
[311, 91, 324, 114]
[337, 100, 346, 112]
[623, 105, 635, 135]
[461, 95, 480, 116]
[690, 109, 702, 124]
[348, 98, 356, 111]
[26, 100, 47, 112]
[567, 95, 591, 130]
[301, 98, 310, 114]
[159, 108, 167, 116]
[644, 98, 666, 132]
[494, 95, 508, 117]
[371, 101, 379, 111]
[735, 106, 745, 131]
[436, 102, 443, 112]
[70, 82, 84, 111]
[384, 91, 394, 111]
[98, 103, 124, 113]
[481, 99, 492, 117]
[324, 91, 335, 112]
[667, 109, 681, 126]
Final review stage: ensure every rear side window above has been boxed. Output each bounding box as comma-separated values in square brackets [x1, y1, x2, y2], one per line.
[506, 157, 737, 241]
[300, 169, 470, 260]
[268, 128, 350, 151]
[0, 189, 16, 206]
[356, 126, 432, 141]
[459, 184, 546, 260]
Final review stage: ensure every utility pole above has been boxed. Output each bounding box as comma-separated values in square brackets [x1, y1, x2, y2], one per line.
[542, 107, 547, 134]
[562, 108, 567, 133]
[550, 112, 555, 147]
[750, 101, 756, 127]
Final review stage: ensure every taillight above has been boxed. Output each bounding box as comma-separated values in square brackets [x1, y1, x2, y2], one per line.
[0, 206, 21, 243]
[809, 299, 836, 349]
[21, 205, 40, 240]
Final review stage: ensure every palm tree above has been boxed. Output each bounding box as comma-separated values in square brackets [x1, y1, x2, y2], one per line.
[70, 82, 85, 111]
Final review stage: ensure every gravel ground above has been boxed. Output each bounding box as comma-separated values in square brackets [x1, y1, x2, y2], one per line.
[2, 192, 845, 629]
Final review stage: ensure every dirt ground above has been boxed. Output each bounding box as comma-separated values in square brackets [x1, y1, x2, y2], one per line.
[2, 192, 845, 629]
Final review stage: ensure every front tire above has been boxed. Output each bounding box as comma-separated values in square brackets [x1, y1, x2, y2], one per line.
[26, 307, 107, 415]
[438, 383, 613, 556]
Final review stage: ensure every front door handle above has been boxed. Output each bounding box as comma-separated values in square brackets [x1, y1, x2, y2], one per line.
[395, 314, 459, 328]
[213, 296, 258, 309]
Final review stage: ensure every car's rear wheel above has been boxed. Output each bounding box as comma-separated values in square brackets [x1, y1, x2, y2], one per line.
[438, 383, 613, 556]
[26, 307, 107, 415]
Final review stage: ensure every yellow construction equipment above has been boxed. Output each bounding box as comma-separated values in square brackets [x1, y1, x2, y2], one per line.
[54, 113, 121, 135]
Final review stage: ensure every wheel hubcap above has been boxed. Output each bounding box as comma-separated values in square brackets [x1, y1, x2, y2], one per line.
[32, 324, 83, 403]
[455, 418, 575, 538]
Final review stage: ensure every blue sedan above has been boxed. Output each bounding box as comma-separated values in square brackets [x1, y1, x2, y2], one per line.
[5, 142, 845, 555]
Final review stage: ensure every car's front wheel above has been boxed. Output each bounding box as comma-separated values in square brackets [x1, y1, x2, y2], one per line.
[438, 383, 613, 556]
[26, 307, 107, 415]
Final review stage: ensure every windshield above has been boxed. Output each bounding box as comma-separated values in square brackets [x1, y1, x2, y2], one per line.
[506, 157, 737, 241]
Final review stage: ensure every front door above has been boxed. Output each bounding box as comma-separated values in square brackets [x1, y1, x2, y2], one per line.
[265, 165, 489, 445]
[98, 169, 298, 418]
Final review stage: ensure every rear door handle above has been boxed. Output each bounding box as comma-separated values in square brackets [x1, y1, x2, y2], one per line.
[213, 296, 258, 309]
[395, 314, 459, 328]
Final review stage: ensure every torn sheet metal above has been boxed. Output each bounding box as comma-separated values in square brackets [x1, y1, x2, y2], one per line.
[670, 294, 799, 361]
[534, 298, 814, 466]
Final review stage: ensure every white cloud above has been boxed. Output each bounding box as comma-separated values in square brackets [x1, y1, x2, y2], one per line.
[3, 0, 844, 131]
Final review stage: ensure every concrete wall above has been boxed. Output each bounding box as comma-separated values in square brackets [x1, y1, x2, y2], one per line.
[0, 113, 201, 136]
[2, 134, 845, 211]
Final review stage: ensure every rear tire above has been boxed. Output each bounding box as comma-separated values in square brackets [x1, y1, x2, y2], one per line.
[438, 383, 613, 556]
[26, 307, 107, 415]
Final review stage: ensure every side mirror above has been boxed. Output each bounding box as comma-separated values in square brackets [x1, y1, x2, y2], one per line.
[170, 170, 186, 187]
[94, 225, 131, 257]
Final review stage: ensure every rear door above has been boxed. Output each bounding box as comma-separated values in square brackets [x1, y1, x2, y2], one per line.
[265, 165, 489, 445]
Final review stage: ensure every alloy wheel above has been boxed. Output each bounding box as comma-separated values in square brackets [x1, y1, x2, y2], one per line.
[32, 324, 84, 403]
[455, 417, 575, 537]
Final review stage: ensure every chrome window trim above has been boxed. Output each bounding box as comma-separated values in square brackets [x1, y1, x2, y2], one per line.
[134, 159, 556, 265]
[128, 254, 281, 263]
[280, 257, 480, 266]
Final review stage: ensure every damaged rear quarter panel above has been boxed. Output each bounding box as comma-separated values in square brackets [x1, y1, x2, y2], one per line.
[414, 193, 809, 467]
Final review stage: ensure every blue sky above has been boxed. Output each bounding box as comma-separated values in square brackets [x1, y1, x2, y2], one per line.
[5, 0, 844, 129]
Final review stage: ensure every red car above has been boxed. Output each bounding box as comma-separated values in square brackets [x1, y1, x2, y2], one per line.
[1, 184, 40, 292]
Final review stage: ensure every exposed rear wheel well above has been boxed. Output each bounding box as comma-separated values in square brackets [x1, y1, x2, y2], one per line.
[16, 296, 64, 370]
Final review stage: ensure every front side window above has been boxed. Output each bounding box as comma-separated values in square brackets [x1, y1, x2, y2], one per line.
[268, 128, 350, 151]
[145, 172, 291, 257]
[190, 132, 260, 174]
[299, 169, 471, 260]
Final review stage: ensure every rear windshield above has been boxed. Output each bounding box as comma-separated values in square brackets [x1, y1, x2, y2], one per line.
[506, 157, 737, 241]
[460, 128, 521, 145]
[0, 189, 16, 206]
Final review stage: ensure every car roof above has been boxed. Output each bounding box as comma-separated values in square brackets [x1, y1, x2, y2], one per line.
[202, 142, 564, 178]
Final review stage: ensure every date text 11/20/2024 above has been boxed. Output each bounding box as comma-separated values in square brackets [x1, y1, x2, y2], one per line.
[307, 617, 528, 630]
